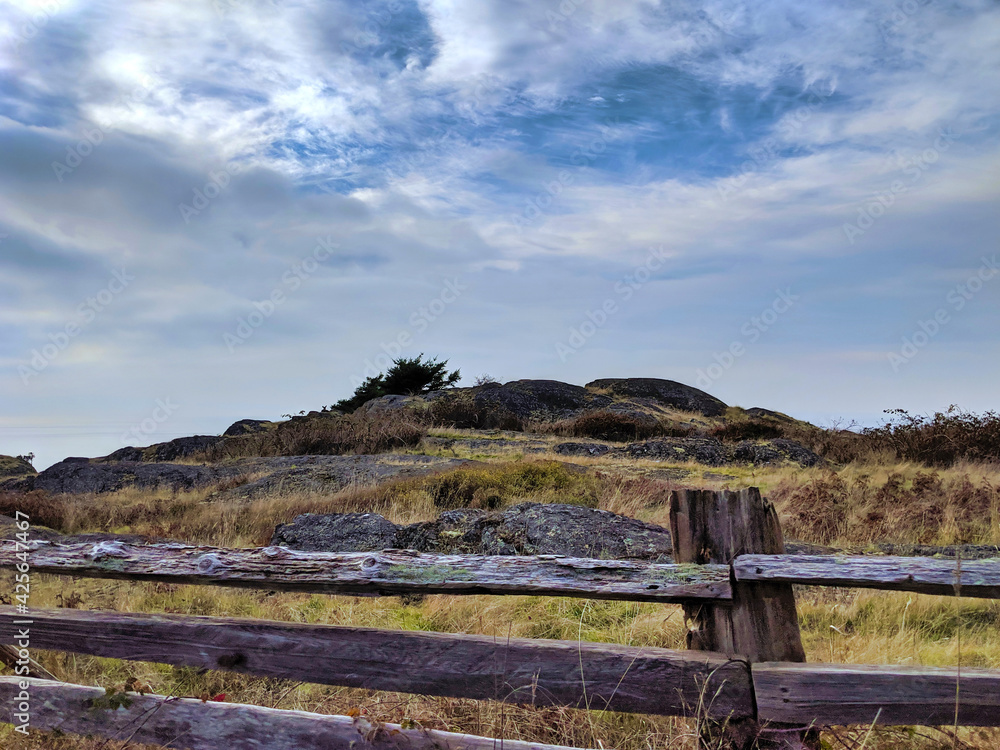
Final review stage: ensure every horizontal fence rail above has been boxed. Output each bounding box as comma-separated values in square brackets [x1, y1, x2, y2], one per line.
[0, 677, 592, 750]
[753, 662, 1000, 726]
[0, 541, 732, 603]
[735, 554, 1000, 599]
[0, 606, 754, 719]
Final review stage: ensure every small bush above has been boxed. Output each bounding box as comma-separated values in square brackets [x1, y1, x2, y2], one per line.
[568, 411, 657, 441]
[427, 395, 524, 430]
[862, 407, 1000, 466]
[535, 410, 693, 443]
[203, 412, 426, 459]
[0, 490, 66, 530]
[711, 420, 784, 442]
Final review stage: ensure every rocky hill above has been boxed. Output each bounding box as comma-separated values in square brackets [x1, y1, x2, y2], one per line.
[1, 378, 818, 497]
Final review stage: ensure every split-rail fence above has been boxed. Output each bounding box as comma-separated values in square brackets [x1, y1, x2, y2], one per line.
[1, 488, 998, 749]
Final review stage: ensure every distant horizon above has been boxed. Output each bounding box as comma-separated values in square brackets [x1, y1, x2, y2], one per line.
[3, 2, 998, 474]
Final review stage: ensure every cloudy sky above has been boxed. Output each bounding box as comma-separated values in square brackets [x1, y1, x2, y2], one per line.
[2, 0, 998, 469]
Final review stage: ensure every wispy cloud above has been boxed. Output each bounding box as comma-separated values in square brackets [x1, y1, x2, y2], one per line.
[1, 0, 998, 468]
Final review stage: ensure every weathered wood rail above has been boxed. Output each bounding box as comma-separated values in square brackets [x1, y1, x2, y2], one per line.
[3, 487, 1000, 750]
[735, 554, 1000, 599]
[0, 540, 732, 602]
[0, 677, 588, 750]
[0, 606, 753, 719]
[753, 662, 1000, 726]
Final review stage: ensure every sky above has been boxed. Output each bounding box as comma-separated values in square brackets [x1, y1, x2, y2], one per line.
[1, 0, 998, 470]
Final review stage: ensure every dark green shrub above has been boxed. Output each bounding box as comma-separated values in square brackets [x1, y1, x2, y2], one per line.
[335, 354, 460, 412]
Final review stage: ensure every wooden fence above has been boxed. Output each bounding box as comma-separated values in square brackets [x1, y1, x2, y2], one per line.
[1, 488, 998, 750]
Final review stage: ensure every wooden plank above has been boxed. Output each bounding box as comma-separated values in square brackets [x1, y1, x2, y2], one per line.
[670, 489, 814, 749]
[735, 554, 1000, 599]
[0, 606, 755, 720]
[0, 677, 591, 750]
[0, 541, 731, 603]
[668, 489, 805, 663]
[754, 662, 1000, 727]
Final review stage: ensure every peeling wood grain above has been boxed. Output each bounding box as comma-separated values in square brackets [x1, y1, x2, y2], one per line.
[0, 606, 754, 719]
[734, 555, 1000, 599]
[0, 541, 732, 602]
[753, 662, 1000, 726]
[669, 489, 805, 663]
[0, 677, 593, 750]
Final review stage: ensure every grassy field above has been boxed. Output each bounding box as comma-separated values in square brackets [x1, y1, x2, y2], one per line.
[2, 436, 1000, 749]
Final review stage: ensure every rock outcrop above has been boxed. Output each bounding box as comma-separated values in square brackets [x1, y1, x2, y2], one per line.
[31, 459, 236, 495]
[223, 419, 273, 437]
[0, 455, 36, 479]
[24, 454, 476, 497]
[552, 437, 821, 467]
[732, 438, 822, 467]
[471, 380, 613, 420]
[271, 512, 399, 552]
[98, 436, 224, 463]
[586, 378, 728, 417]
[618, 437, 730, 465]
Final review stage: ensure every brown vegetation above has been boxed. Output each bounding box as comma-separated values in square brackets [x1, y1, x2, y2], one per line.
[200, 411, 426, 460]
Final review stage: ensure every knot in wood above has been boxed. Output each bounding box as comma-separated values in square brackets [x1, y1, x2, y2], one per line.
[262, 546, 289, 560]
[361, 556, 380, 571]
[197, 554, 226, 575]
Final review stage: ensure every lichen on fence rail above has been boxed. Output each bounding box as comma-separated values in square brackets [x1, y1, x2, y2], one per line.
[734, 554, 1000, 599]
[0, 540, 733, 602]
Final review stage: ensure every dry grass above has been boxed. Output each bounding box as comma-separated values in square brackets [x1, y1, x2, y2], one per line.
[4, 450, 1000, 748]
[198, 411, 426, 460]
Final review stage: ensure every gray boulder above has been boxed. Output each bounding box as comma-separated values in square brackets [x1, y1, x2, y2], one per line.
[733, 439, 822, 467]
[616, 437, 729, 466]
[473, 380, 613, 420]
[34, 459, 231, 495]
[223, 419, 272, 437]
[744, 407, 796, 423]
[553, 442, 612, 457]
[99, 435, 224, 463]
[273, 502, 676, 561]
[272, 512, 399, 552]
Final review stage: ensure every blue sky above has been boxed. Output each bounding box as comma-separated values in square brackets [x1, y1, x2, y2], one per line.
[1, 0, 999, 469]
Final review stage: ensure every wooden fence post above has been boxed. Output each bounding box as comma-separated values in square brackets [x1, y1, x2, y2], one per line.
[669, 488, 817, 750]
